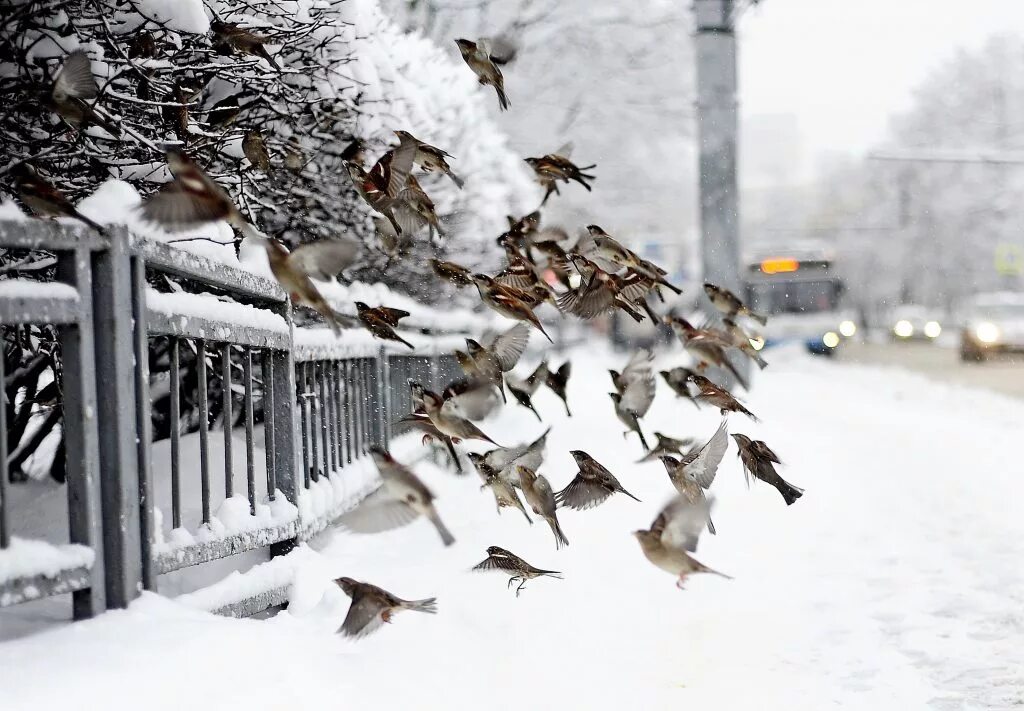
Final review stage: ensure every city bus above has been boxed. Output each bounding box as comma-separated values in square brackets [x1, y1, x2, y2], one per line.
[742, 249, 855, 355]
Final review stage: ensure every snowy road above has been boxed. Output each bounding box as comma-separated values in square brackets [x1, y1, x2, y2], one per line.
[2, 347, 1022, 710]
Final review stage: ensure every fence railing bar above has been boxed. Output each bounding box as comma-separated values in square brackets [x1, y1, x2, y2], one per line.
[262, 349, 276, 499]
[267, 345, 297, 517]
[319, 361, 331, 477]
[341, 360, 352, 465]
[222, 343, 233, 500]
[170, 338, 181, 529]
[365, 358, 377, 448]
[378, 349, 389, 447]
[0, 295, 82, 325]
[131, 255, 156, 592]
[334, 361, 345, 465]
[243, 348, 256, 516]
[0, 342, 9, 549]
[309, 361, 319, 484]
[197, 339, 211, 525]
[145, 310, 289, 351]
[326, 361, 338, 473]
[353, 359, 364, 456]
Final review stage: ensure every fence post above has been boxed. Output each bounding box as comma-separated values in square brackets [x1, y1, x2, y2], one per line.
[90, 228, 143, 609]
[56, 247, 106, 618]
[130, 253, 156, 591]
[269, 302, 298, 557]
[378, 347, 390, 447]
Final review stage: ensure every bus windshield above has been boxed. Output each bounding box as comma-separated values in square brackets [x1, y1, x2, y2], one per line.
[746, 279, 840, 315]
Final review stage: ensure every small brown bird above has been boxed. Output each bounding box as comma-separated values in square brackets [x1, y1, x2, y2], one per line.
[48, 50, 120, 138]
[458, 323, 531, 402]
[636, 432, 696, 463]
[421, 389, 500, 445]
[334, 577, 436, 638]
[205, 92, 248, 129]
[242, 130, 271, 172]
[395, 174, 445, 237]
[721, 317, 768, 370]
[373, 215, 411, 261]
[524, 148, 595, 204]
[346, 135, 417, 236]
[518, 466, 569, 549]
[254, 236, 359, 334]
[471, 274, 552, 342]
[633, 497, 731, 588]
[140, 150, 247, 232]
[544, 360, 572, 416]
[732, 434, 804, 505]
[355, 301, 414, 349]
[557, 254, 646, 322]
[686, 374, 758, 421]
[431, 258, 474, 287]
[479, 462, 532, 523]
[659, 367, 702, 409]
[659, 418, 728, 534]
[505, 362, 548, 421]
[666, 315, 748, 390]
[608, 352, 656, 451]
[211, 19, 280, 69]
[338, 446, 454, 545]
[394, 130, 464, 188]
[556, 450, 640, 510]
[472, 546, 561, 596]
[395, 411, 461, 472]
[472, 427, 550, 488]
[11, 163, 105, 233]
[704, 282, 767, 325]
[455, 38, 509, 111]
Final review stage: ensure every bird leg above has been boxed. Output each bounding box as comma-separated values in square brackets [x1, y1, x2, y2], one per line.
[515, 579, 527, 597]
[507, 576, 521, 590]
[675, 574, 689, 590]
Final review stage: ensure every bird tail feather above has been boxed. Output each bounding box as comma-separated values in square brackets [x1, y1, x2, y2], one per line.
[406, 597, 438, 614]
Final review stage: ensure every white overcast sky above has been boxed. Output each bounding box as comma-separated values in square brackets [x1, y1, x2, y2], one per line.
[737, 0, 1024, 175]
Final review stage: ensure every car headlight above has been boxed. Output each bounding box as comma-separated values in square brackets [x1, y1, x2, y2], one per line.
[893, 320, 914, 338]
[924, 320, 941, 338]
[839, 320, 857, 337]
[823, 331, 840, 348]
[975, 322, 1000, 344]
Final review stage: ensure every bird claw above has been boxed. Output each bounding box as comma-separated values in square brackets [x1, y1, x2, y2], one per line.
[675, 575, 688, 590]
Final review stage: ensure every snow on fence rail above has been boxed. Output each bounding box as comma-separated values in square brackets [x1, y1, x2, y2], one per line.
[0, 220, 467, 622]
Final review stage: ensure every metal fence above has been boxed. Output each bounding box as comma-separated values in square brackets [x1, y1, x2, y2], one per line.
[0, 220, 462, 621]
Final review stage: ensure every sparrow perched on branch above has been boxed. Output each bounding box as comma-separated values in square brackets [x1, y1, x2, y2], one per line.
[334, 577, 436, 638]
[633, 497, 731, 589]
[205, 92, 248, 129]
[704, 282, 767, 325]
[556, 450, 640, 510]
[659, 367, 703, 409]
[421, 388, 500, 445]
[721, 317, 768, 370]
[455, 38, 510, 111]
[11, 163, 105, 233]
[430, 258, 474, 287]
[525, 146, 595, 204]
[732, 434, 804, 505]
[517, 466, 569, 549]
[666, 315, 748, 390]
[250, 235, 359, 334]
[505, 362, 548, 421]
[472, 546, 561, 596]
[471, 274, 552, 342]
[479, 462, 532, 523]
[211, 19, 280, 69]
[456, 323, 530, 402]
[686, 373, 758, 421]
[337, 446, 454, 545]
[636, 432, 696, 463]
[394, 130, 464, 188]
[345, 134, 417, 236]
[544, 360, 572, 416]
[355, 302, 414, 349]
[659, 418, 728, 534]
[47, 50, 120, 138]
[470, 427, 550, 489]
[242, 130, 271, 172]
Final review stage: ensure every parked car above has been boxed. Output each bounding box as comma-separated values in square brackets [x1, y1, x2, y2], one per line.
[959, 292, 1024, 362]
[888, 305, 943, 342]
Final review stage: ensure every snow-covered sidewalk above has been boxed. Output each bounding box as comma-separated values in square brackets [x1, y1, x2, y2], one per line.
[1, 346, 1022, 710]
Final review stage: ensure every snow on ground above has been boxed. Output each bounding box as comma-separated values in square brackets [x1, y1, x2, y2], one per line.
[2, 345, 1023, 710]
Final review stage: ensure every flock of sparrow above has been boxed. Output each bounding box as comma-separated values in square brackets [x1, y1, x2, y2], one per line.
[7, 37, 804, 640]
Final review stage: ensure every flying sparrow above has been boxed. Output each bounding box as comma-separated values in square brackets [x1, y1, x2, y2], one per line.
[211, 19, 280, 69]
[686, 373, 758, 421]
[505, 361, 548, 421]
[421, 388, 500, 445]
[479, 462, 532, 523]
[471, 427, 550, 489]
[608, 351, 656, 450]
[355, 301, 414, 349]
[11, 163, 105, 233]
[659, 367, 702, 409]
[334, 577, 436, 638]
[659, 418, 729, 534]
[472, 546, 561, 596]
[337, 446, 454, 545]
[543, 360, 572, 416]
[557, 254, 646, 322]
[636, 432, 697, 463]
[394, 130, 464, 188]
[455, 39, 510, 111]
[524, 148, 595, 204]
[666, 315, 748, 390]
[458, 323, 531, 402]
[633, 497, 731, 588]
[431, 258, 474, 287]
[395, 412, 462, 472]
[721, 317, 768, 370]
[345, 134, 417, 236]
[556, 450, 640, 510]
[471, 274, 552, 342]
[732, 434, 804, 505]
[517, 466, 569, 549]
[47, 50, 120, 138]
[704, 282, 767, 325]
[394, 174, 445, 238]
